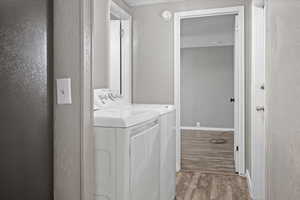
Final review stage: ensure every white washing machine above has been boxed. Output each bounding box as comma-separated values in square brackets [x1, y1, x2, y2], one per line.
[94, 107, 161, 200]
[94, 89, 176, 200]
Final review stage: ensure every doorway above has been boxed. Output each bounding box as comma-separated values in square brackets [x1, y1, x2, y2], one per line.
[174, 7, 245, 175]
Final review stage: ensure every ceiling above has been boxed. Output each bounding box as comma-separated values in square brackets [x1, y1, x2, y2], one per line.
[124, 0, 185, 7]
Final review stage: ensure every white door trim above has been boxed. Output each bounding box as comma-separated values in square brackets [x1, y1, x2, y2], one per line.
[251, 2, 266, 199]
[80, 0, 93, 199]
[174, 6, 245, 174]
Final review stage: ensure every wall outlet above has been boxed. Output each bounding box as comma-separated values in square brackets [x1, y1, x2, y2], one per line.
[196, 122, 201, 127]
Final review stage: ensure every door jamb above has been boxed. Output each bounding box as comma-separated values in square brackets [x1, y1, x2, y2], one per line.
[80, 0, 93, 199]
[174, 6, 245, 174]
[251, 1, 267, 199]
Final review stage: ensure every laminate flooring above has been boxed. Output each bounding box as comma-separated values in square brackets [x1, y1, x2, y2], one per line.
[176, 171, 251, 200]
[181, 130, 235, 173]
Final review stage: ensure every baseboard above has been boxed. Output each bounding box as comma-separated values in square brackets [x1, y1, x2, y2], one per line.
[181, 126, 234, 132]
[245, 170, 254, 199]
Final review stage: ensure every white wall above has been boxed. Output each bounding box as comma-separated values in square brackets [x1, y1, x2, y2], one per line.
[266, 0, 300, 199]
[181, 46, 234, 128]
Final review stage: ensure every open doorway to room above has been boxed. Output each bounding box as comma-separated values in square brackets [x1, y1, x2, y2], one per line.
[174, 7, 245, 175]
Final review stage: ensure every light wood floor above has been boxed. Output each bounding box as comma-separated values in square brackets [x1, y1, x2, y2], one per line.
[181, 130, 235, 173]
[176, 171, 251, 200]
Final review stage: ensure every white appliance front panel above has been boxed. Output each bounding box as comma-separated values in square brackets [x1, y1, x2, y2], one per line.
[130, 124, 160, 200]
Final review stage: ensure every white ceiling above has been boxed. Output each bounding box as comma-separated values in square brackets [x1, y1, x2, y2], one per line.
[124, 0, 185, 7]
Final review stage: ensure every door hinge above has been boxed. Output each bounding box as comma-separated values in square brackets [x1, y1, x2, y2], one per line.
[236, 146, 239, 151]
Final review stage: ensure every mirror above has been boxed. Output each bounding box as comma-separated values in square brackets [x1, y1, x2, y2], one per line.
[108, 1, 132, 102]
[92, 0, 132, 105]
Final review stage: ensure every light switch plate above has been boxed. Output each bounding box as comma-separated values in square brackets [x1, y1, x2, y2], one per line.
[56, 78, 72, 104]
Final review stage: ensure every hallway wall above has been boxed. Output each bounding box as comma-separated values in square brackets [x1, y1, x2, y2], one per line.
[181, 46, 234, 128]
[266, 0, 300, 199]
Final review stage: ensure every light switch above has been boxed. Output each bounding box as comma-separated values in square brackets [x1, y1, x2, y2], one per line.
[56, 78, 72, 104]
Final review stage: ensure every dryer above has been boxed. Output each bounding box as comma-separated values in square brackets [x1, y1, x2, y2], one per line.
[93, 89, 176, 200]
[133, 104, 176, 200]
[94, 90, 161, 200]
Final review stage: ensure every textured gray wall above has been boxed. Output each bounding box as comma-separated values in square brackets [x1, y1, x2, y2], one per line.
[54, 0, 82, 199]
[181, 47, 234, 128]
[266, 0, 300, 199]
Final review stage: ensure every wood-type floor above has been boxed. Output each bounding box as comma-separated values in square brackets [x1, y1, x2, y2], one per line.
[181, 130, 235, 173]
[176, 171, 251, 200]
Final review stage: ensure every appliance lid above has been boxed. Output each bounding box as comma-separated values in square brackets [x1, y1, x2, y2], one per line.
[132, 104, 175, 115]
[94, 107, 160, 128]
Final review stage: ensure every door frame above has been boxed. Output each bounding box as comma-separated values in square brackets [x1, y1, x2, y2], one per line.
[251, 1, 266, 199]
[174, 6, 245, 174]
[80, 1, 133, 199]
[80, 0, 93, 199]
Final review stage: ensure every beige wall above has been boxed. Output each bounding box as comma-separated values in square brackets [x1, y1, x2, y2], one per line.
[266, 0, 300, 199]
[93, 0, 132, 89]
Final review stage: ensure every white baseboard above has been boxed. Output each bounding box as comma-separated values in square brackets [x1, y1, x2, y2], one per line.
[245, 170, 254, 199]
[181, 126, 234, 132]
